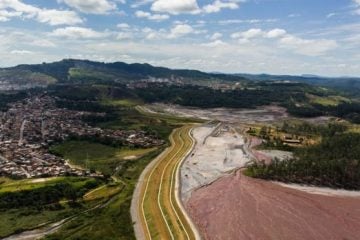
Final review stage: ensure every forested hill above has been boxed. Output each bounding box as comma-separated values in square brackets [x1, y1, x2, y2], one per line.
[3, 59, 246, 84]
[237, 73, 360, 97]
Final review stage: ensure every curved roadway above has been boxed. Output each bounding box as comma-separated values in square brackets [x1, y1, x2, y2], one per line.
[131, 125, 200, 240]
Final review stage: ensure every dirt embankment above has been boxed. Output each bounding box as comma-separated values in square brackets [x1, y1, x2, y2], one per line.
[181, 124, 252, 202]
[187, 171, 360, 240]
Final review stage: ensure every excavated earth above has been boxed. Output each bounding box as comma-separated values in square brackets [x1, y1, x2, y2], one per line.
[186, 171, 360, 240]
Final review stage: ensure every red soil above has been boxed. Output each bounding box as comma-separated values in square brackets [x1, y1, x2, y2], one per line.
[248, 136, 271, 163]
[186, 171, 360, 240]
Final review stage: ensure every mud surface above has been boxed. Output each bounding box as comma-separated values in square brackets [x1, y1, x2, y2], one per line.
[187, 171, 360, 240]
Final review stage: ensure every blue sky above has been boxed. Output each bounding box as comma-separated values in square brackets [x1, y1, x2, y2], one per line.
[0, 0, 360, 76]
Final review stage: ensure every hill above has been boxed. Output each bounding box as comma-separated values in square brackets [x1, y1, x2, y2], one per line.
[236, 73, 360, 97]
[6, 59, 246, 85]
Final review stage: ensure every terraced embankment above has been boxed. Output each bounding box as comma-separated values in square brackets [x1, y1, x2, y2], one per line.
[132, 125, 199, 240]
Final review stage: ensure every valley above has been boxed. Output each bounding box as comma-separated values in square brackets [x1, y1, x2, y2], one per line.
[0, 59, 359, 240]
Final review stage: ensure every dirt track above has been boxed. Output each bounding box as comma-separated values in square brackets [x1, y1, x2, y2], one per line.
[186, 171, 360, 240]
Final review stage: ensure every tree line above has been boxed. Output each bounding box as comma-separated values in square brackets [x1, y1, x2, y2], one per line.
[246, 126, 360, 190]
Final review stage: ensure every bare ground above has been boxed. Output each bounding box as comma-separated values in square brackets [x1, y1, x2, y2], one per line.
[186, 171, 360, 240]
[180, 124, 252, 202]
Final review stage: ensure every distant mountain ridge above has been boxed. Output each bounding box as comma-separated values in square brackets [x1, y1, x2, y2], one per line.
[5, 59, 245, 84]
[235, 73, 360, 96]
[1, 59, 359, 95]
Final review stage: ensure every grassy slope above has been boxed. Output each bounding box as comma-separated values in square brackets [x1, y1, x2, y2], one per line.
[0, 177, 94, 193]
[308, 94, 351, 106]
[0, 177, 99, 238]
[44, 149, 164, 240]
[50, 141, 157, 176]
[0, 69, 56, 85]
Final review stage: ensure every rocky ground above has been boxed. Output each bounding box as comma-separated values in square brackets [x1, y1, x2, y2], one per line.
[180, 123, 252, 202]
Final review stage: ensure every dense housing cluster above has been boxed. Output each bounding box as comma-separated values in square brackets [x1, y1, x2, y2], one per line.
[0, 95, 163, 179]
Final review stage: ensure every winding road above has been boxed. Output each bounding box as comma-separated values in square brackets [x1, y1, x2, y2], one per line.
[131, 125, 200, 240]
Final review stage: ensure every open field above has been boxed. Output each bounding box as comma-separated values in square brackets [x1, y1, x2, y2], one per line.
[41, 147, 164, 240]
[308, 94, 350, 106]
[50, 140, 157, 175]
[0, 177, 94, 193]
[0, 176, 101, 238]
[135, 126, 198, 240]
[102, 99, 143, 108]
[0, 204, 80, 239]
[83, 183, 124, 201]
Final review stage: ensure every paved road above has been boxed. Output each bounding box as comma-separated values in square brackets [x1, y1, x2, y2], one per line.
[131, 126, 200, 240]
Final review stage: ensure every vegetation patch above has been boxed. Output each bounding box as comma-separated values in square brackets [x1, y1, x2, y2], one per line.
[308, 94, 350, 106]
[246, 123, 360, 190]
[44, 148, 164, 240]
[50, 141, 156, 176]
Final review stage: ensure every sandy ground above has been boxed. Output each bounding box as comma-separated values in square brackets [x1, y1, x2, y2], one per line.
[180, 124, 252, 202]
[187, 171, 360, 240]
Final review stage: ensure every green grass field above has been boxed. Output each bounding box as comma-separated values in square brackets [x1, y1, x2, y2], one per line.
[44, 148, 164, 240]
[50, 141, 157, 176]
[0, 176, 102, 238]
[308, 95, 350, 106]
[83, 183, 124, 201]
[102, 99, 143, 108]
[0, 177, 94, 193]
[0, 205, 80, 238]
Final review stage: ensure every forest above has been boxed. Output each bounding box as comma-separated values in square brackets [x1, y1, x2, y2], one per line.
[246, 123, 360, 190]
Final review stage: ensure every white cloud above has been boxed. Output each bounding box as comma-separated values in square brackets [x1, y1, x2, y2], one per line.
[0, 9, 22, 21]
[135, 10, 169, 21]
[116, 32, 133, 40]
[36, 9, 84, 26]
[288, 13, 300, 18]
[151, 0, 200, 15]
[266, 28, 287, 38]
[140, 24, 201, 40]
[201, 40, 226, 47]
[231, 28, 337, 56]
[60, 0, 117, 14]
[117, 23, 130, 29]
[279, 36, 338, 56]
[210, 32, 222, 40]
[218, 18, 277, 25]
[326, 13, 337, 18]
[30, 39, 56, 47]
[11, 50, 34, 55]
[0, 0, 83, 25]
[131, 0, 153, 8]
[50, 27, 109, 39]
[352, 0, 360, 14]
[168, 24, 194, 38]
[203, 0, 239, 13]
[231, 28, 264, 39]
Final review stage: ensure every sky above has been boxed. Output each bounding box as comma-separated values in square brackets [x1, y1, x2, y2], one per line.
[0, 0, 360, 76]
